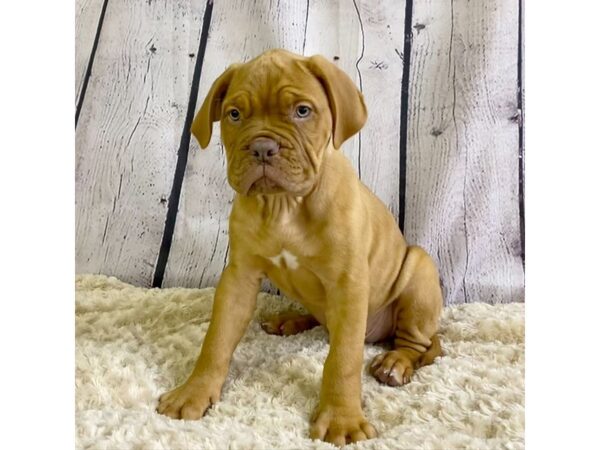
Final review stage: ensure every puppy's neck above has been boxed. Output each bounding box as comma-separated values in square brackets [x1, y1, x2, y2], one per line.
[252, 194, 305, 223]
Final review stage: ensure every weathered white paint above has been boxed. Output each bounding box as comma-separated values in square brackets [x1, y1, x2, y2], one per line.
[75, 0, 104, 107]
[404, 0, 524, 304]
[269, 250, 300, 270]
[75, 0, 206, 286]
[353, 0, 405, 220]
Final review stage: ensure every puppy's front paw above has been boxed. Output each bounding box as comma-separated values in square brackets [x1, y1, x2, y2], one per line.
[156, 379, 220, 420]
[309, 404, 377, 446]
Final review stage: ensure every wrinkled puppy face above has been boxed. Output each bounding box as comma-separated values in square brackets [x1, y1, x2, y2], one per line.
[220, 53, 332, 195]
[191, 49, 367, 196]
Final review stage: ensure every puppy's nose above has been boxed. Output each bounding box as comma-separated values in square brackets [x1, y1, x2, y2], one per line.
[249, 137, 280, 162]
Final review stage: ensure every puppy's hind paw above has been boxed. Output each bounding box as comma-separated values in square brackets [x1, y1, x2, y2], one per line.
[260, 312, 318, 336]
[369, 350, 415, 387]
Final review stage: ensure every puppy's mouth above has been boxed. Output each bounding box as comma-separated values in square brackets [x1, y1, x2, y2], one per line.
[239, 165, 287, 195]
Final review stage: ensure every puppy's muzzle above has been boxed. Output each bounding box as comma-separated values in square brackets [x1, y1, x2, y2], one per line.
[249, 137, 280, 163]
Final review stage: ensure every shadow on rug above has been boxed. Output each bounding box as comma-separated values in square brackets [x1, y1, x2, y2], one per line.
[76, 275, 524, 450]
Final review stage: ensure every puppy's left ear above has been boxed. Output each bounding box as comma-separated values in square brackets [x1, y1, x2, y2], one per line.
[307, 55, 368, 149]
[191, 64, 240, 149]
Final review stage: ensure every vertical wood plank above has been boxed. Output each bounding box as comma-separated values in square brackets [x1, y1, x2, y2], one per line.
[405, 0, 524, 304]
[354, 1, 405, 219]
[75, 0, 207, 286]
[75, 0, 106, 107]
[162, 0, 309, 288]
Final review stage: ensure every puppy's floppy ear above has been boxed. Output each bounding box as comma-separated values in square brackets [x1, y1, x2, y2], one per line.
[191, 64, 240, 149]
[307, 55, 368, 149]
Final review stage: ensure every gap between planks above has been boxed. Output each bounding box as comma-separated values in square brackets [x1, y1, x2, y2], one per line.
[152, 0, 214, 288]
[75, 0, 110, 126]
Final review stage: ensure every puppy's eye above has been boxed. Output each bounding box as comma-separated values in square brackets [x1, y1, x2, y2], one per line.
[228, 109, 241, 121]
[295, 105, 312, 118]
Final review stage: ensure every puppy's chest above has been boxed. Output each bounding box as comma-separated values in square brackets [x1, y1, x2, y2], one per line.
[262, 243, 326, 306]
[253, 224, 319, 270]
[245, 205, 318, 257]
[265, 248, 300, 271]
[250, 220, 327, 298]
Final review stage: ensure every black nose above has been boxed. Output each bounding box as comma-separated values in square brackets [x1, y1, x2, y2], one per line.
[249, 137, 280, 161]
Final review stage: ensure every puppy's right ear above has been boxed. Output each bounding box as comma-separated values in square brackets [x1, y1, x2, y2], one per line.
[307, 55, 367, 149]
[191, 64, 240, 149]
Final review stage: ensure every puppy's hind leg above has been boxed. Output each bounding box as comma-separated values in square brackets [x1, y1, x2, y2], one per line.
[370, 246, 443, 386]
[261, 312, 319, 336]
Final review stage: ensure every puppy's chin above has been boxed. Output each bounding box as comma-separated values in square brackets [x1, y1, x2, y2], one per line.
[231, 165, 313, 196]
[246, 177, 287, 195]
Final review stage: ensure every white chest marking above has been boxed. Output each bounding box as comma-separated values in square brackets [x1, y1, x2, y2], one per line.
[268, 249, 299, 270]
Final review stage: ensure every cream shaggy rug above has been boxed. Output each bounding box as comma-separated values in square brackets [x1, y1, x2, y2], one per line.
[76, 275, 524, 450]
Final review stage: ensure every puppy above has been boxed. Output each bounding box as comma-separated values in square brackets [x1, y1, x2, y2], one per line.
[157, 49, 443, 445]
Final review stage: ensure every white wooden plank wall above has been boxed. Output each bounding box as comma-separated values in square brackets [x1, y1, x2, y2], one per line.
[405, 0, 524, 304]
[75, 0, 525, 304]
[75, 0, 206, 286]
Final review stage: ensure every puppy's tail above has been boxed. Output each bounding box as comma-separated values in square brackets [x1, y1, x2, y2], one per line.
[417, 333, 443, 369]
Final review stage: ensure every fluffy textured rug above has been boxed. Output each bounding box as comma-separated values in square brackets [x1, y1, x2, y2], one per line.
[76, 275, 524, 450]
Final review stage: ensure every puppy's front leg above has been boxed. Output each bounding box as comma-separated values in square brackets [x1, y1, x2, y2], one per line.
[310, 276, 377, 445]
[157, 263, 260, 420]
